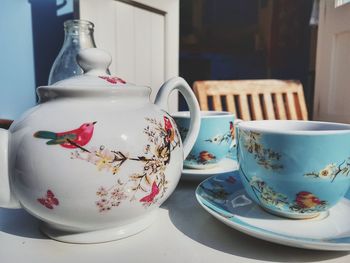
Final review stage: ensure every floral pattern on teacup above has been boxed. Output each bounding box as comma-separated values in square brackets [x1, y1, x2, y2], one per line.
[238, 130, 283, 170]
[179, 121, 234, 146]
[204, 121, 235, 145]
[199, 181, 233, 202]
[240, 167, 328, 214]
[304, 159, 350, 182]
[250, 176, 288, 209]
[186, 151, 217, 165]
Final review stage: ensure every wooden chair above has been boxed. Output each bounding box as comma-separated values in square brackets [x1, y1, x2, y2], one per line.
[193, 79, 308, 121]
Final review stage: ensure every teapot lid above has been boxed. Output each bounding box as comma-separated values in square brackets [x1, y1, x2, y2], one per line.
[51, 48, 128, 89]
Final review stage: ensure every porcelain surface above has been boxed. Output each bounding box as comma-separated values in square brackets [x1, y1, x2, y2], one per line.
[196, 171, 350, 251]
[0, 48, 201, 243]
[181, 158, 238, 181]
[173, 111, 235, 169]
[236, 120, 350, 219]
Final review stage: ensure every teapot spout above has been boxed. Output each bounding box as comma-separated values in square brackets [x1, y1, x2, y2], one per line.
[0, 129, 20, 208]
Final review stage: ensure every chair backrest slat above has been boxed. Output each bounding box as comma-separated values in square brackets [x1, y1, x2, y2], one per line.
[296, 89, 308, 120]
[213, 95, 223, 111]
[251, 93, 263, 120]
[225, 95, 236, 115]
[286, 92, 298, 120]
[275, 92, 287, 119]
[238, 94, 251, 120]
[194, 82, 209, 111]
[262, 93, 276, 120]
[193, 79, 308, 121]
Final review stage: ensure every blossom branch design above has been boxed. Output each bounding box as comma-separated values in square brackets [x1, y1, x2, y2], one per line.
[71, 117, 180, 212]
[240, 130, 283, 170]
[304, 159, 350, 182]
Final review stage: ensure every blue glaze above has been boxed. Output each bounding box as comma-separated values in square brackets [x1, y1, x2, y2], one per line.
[196, 171, 350, 249]
[236, 120, 350, 218]
[173, 111, 235, 168]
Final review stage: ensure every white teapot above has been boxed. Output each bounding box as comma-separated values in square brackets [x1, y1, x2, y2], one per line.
[0, 48, 200, 243]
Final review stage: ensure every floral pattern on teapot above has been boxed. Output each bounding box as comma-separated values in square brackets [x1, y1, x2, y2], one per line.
[37, 190, 59, 210]
[98, 76, 126, 84]
[34, 116, 181, 212]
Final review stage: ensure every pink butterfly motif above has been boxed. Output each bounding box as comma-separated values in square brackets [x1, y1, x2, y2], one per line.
[226, 176, 236, 184]
[37, 190, 59, 209]
[140, 182, 160, 203]
[99, 76, 126, 84]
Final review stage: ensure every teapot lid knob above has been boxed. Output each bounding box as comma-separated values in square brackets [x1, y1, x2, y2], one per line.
[77, 48, 111, 75]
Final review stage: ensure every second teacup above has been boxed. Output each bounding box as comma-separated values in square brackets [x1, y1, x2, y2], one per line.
[172, 111, 235, 169]
[236, 120, 350, 219]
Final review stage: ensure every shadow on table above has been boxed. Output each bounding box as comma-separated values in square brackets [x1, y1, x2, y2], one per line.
[163, 180, 349, 262]
[0, 208, 48, 240]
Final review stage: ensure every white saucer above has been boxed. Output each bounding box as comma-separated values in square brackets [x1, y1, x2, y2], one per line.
[181, 158, 238, 181]
[196, 171, 350, 251]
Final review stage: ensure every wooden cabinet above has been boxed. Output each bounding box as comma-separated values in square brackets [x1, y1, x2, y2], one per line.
[76, 0, 179, 112]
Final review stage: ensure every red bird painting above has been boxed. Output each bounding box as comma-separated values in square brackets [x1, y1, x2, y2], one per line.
[34, 122, 96, 151]
[163, 116, 175, 144]
[199, 151, 216, 163]
[295, 191, 326, 209]
[140, 182, 160, 203]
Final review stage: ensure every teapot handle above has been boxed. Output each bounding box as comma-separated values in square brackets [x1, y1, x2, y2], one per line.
[155, 77, 201, 159]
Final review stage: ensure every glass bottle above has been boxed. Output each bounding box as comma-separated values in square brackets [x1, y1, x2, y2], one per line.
[48, 20, 97, 85]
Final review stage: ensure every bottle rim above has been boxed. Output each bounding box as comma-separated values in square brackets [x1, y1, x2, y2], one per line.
[64, 19, 94, 30]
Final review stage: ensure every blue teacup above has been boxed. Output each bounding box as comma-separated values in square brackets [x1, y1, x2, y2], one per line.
[172, 111, 235, 169]
[236, 120, 350, 219]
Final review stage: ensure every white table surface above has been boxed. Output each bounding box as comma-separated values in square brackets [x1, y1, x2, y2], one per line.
[1, 178, 350, 263]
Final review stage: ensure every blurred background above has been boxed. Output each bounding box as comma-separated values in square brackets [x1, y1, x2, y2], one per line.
[0, 0, 346, 122]
[0, 0, 74, 121]
[179, 0, 316, 116]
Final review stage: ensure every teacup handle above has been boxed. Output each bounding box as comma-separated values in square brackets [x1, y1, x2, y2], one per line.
[230, 119, 243, 149]
[234, 119, 245, 163]
[227, 119, 243, 160]
[155, 77, 201, 159]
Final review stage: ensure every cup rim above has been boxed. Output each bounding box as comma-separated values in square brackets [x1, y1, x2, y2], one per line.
[171, 111, 234, 119]
[237, 120, 350, 135]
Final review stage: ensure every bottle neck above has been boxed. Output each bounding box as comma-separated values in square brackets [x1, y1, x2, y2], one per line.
[64, 33, 96, 49]
[64, 20, 96, 48]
